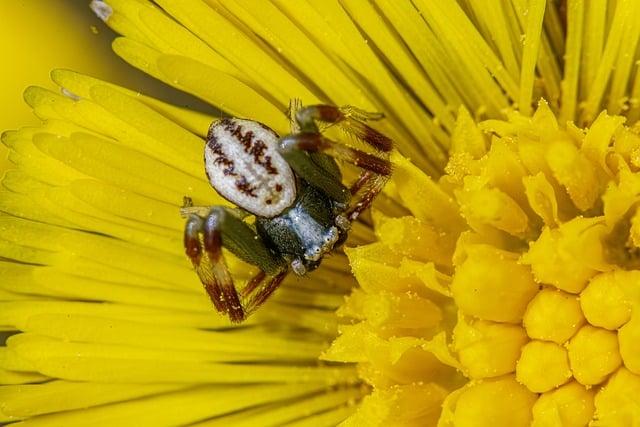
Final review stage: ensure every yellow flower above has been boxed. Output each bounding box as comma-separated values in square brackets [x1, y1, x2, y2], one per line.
[2, 1, 640, 427]
[322, 1, 640, 426]
[437, 104, 640, 427]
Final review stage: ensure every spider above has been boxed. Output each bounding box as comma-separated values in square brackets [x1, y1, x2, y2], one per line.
[181, 103, 393, 322]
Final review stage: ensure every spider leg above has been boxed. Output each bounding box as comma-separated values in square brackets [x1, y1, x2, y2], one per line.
[240, 270, 266, 298]
[243, 270, 289, 316]
[295, 104, 393, 152]
[280, 133, 392, 222]
[184, 214, 233, 316]
[184, 207, 287, 323]
[282, 103, 395, 223]
[236, 269, 285, 316]
[278, 143, 351, 204]
[350, 170, 375, 195]
[345, 172, 388, 222]
[280, 133, 392, 176]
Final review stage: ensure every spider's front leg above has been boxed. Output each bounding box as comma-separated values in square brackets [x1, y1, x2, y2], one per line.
[184, 206, 287, 323]
[295, 104, 393, 152]
[281, 104, 394, 223]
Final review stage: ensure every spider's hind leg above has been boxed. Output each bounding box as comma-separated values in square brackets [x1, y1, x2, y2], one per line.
[184, 206, 287, 323]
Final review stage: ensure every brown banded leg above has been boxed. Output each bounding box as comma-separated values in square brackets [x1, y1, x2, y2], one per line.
[241, 270, 266, 298]
[203, 213, 247, 322]
[239, 269, 288, 316]
[287, 103, 395, 206]
[285, 103, 394, 224]
[280, 133, 392, 222]
[350, 170, 374, 195]
[183, 207, 287, 323]
[184, 214, 227, 315]
[295, 104, 393, 152]
[184, 213, 244, 322]
[346, 173, 388, 221]
[243, 271, 289, 316]
[280, 133, 392, 176]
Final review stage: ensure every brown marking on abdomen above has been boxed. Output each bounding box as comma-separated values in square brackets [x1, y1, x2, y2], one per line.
[223, 119, 279, 175]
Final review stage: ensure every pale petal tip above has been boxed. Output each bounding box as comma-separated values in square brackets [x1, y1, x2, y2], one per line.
[90, 0, 112, 22]
[61, 88, 80, 101]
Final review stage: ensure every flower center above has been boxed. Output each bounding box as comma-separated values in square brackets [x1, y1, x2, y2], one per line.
[447, 103, 640, 425]
[328, 102, 640, 426]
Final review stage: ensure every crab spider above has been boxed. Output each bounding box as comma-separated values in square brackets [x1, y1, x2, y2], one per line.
[182, 103, 393, 322]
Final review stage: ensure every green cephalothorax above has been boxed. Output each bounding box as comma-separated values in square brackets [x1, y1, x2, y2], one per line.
[256, 182, 348, 275]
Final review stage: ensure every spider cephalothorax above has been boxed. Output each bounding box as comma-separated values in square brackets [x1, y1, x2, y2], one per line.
[182, 103, 393, 322]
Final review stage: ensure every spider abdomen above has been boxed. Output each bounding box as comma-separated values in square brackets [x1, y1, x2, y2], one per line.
[204, 118, 296, 218]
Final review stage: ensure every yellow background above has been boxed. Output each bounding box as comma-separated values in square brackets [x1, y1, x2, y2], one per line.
[0, 1, 193, 174]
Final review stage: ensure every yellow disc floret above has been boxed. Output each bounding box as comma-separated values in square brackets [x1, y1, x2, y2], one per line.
[567, 325, 622, 385]
[531, 381, 595, 427]
[521, 218, 609, 294]
[452, 376, 537, 427]
[580, 270, 636, 329]
[594, 368, 640, 424]
[523, 288, 585, 343]
[451, 245, 538, 323]
[516, 340, 572, 392]
[453, 315, 528, 379]
[618, 314, 640, 374]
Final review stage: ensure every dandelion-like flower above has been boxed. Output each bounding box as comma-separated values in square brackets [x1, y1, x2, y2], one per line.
[2, 1, 640, 426]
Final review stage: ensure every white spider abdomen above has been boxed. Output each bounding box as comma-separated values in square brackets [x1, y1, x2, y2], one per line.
[204, 118, 296, 217]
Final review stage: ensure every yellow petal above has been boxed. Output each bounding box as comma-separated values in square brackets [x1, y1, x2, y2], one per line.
[457, 185, 530, 236]
[11, 383, 332, 427]
[374, 214, 455, 267]
[522, 172, 560, 227]
[192, 385, 365, 427]
[522, 218, 609, 293]
[391, 153, 465, 235]
[341, 383, 448, 427]
[0, 380, 187, 418]
[582, 111, 625, 173]
[518, 0, 546, 116]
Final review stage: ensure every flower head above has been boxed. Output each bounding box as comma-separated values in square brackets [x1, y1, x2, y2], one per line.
[322, 1, 640, 425]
